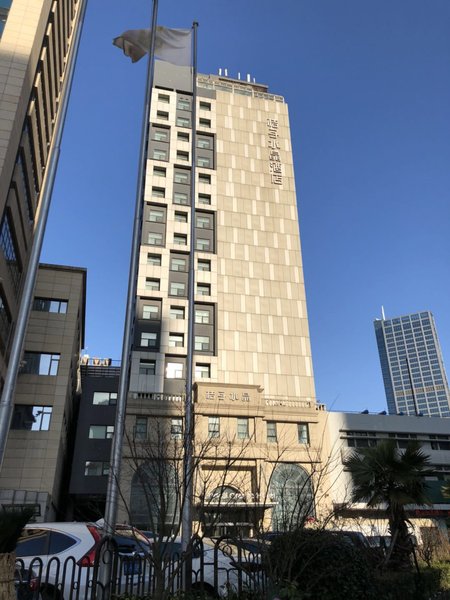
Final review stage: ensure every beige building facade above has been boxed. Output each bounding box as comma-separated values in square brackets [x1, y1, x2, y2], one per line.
[121, 65, 326, 533]
[0, 0, 84, 379]
[0, 264, 86, 520]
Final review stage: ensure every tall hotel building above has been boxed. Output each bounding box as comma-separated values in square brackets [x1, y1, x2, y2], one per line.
[0, 0, 84, 379]
[374, 311, 450, 418]
[122, 63, 325, 533]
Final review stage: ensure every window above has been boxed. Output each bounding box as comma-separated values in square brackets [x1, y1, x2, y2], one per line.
[196, 238, 210, 252]
[153, 166, 166, 177]
[171, 417, 183, 439]
[177, 98, 190, 110]
[199, 173, 211, 184]
[153, 130, 168, 142]
[158, 94, 170, 103]
[22, 352, 60, 376]
[197, 156, 211, 168]
[147, 232, 163, 246]
[195, 363, 210, 379]
[156, 110, 169, 120]
[177, 132, 189, 142]
[135, 417, 148, 440]
[198, 193, 211, 205]
[166, 362, 183, 379]
[89, 425, 114, 439]
[0, 293, 11, 345]
[198, 259, 211, 272]
[142, 305, 159, 320]
[174, 170, 190, 184]
[267, 421, 277, 443]
[171, 256, 187, 271]
[196, 284, 210, 296]
[174, 234, 187, 245]
[170, 306, 185, 320]
[197, 136, 212, 149]
[145, 278, 160, 291]
[195, 335, 210, 351]
[174, 192, 189, 205]
[139, 359, 156, 375]
[11, 405, 52, 431]
[148, 207, 165, 221]
[169, 333, 184, 348]
[84, 461, 109, 476]
[0, 212, 21, 292]
[152, 148, 168, 161]
[147, 253, 161, 266]
[196, 215, 211, 229]
[176, 150, 189, 162]
[176, 116, 190, 128]
[195, 309, 210, 324]
[175, 211, 188, 223]
[199, 118, 211, 128]
[93, 392, 117, 406]
[237, 418, 249, 439]
[170, 282, 186, 297]
[33, 298, 68, 314]
[208, 416, 220, 438]
[199, 101, 211, 111]
[141, 332, 157, 348]
[298, 423, 310, 445]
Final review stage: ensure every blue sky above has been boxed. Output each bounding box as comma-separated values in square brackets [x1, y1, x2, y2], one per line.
[42, 0, 450, 413]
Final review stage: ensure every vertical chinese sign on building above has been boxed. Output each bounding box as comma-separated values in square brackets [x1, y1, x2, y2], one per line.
[267, 118, 283, 185]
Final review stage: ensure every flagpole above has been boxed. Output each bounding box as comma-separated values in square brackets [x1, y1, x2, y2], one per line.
[0, 0, 88, 470]
[103, 0, 159, 537]
[181, 20, 198, 564]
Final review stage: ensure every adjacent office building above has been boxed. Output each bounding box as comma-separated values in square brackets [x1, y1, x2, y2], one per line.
[327, 411, 450, 538]
[69, 359, 120, 521]
[0, 0, 84, 381]
[118, 64, 325, 533]
[0, 264, 86, 520]
[374, 311, 450, 417]
[0, 0, 86, 517]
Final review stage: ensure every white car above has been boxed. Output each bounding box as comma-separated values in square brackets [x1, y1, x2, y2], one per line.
[15, 523, 265, 599]
[16, 522, 149, 599]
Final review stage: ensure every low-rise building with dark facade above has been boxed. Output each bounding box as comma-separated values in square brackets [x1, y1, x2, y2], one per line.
[69, 359, 119, 521]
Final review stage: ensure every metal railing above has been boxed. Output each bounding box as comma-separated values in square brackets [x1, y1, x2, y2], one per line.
[15, 535, 268, 599]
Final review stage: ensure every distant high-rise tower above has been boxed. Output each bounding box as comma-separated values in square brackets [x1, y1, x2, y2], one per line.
[374, 311, 450, 417]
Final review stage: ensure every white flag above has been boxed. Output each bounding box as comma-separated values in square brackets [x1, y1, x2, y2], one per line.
[113, 26, 192, 66]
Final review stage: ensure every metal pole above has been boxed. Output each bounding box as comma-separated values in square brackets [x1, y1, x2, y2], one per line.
[103, 0, 159, 536]
[0, 0, 88, 469]
[181, 18, 198, 564]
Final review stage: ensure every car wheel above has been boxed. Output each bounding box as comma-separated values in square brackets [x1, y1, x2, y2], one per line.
[191, 582, 217, 599]
[40, 585, 63, 600]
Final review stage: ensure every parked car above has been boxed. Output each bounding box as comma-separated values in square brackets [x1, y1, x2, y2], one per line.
[15, 522, 149, 600]
[15, 523, 262, 599]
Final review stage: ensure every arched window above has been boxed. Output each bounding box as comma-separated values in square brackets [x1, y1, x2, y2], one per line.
[269, 463, 314, 531]
[130, 461, 180, 534]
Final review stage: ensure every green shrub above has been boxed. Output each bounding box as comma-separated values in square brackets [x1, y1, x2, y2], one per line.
[267, 529, 378, 600]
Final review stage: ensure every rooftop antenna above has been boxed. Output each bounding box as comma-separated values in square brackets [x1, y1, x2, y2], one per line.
[381, 306, 386, 320]
[253, 77, 256, 83]
[218, 68, 222, 76]
[224, 68, 228, 77]
[246, 73, 251, 82]
[238, 72, 241, 80]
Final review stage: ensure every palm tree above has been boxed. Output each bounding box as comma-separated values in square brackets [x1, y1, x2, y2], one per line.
[343, 440, 431, 570]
